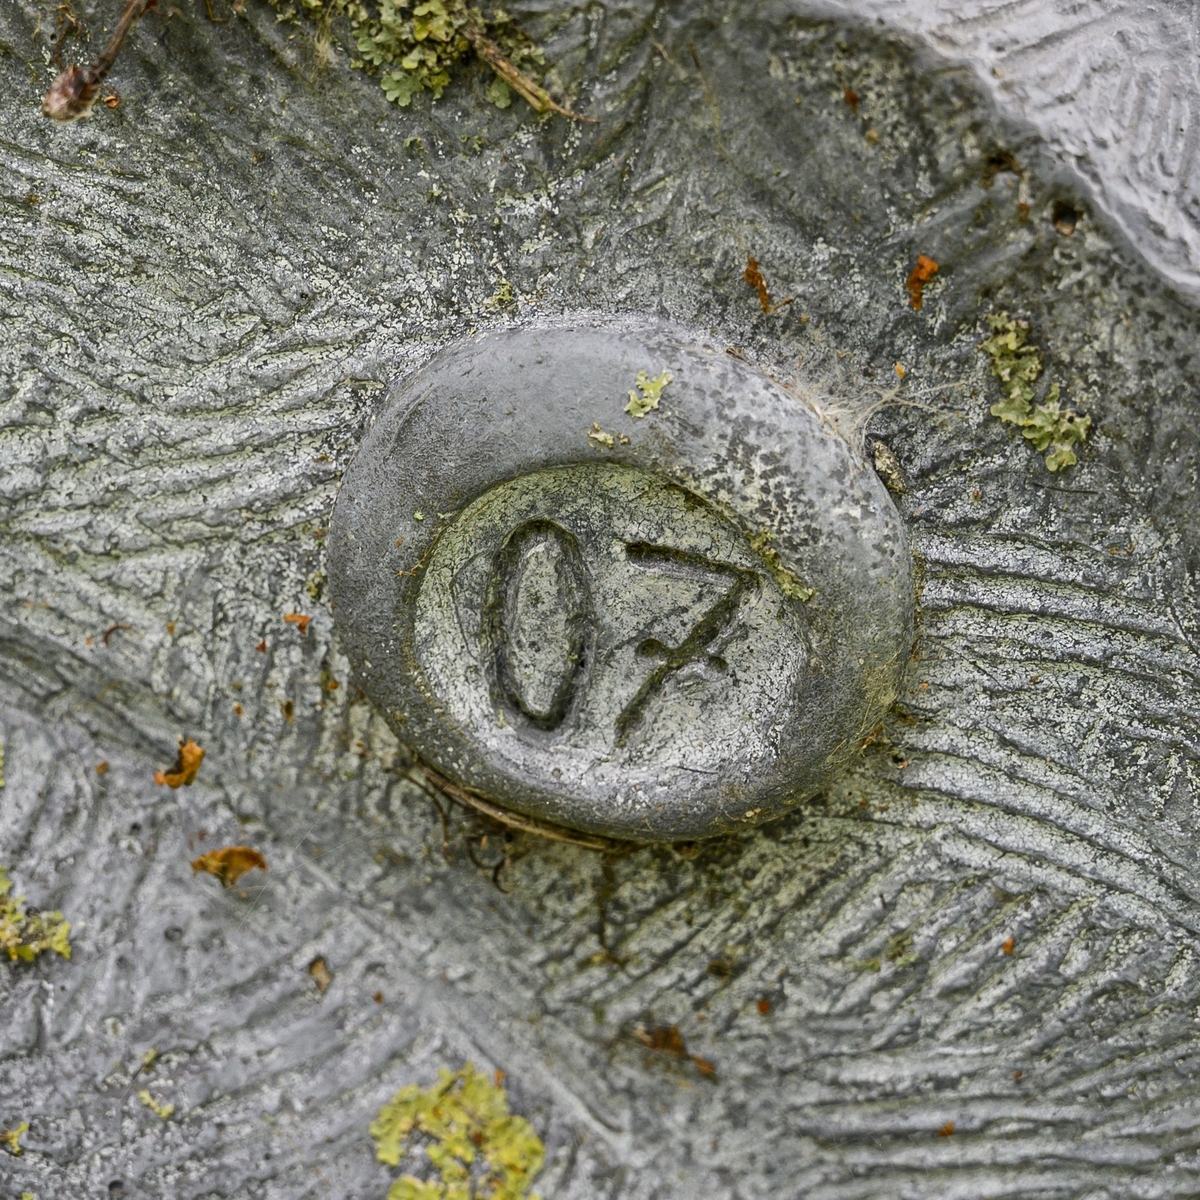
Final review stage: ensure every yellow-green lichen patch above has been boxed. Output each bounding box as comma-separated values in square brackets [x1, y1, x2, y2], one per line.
[624, 370, 672, 418]
[0, 868, 71, 964]
[268, 0, 573, 117]
[370, 1063, 544, 1200]
[749, 531, 815, 602]
[138, 1090, 175, 1120]
[485, 278, 517, 312]
[2, 1121, 29, 1155]
[981, 313, 1091, 471]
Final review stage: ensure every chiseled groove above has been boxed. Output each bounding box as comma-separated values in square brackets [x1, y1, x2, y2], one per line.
[919, 573, 1187, 644]
[560, 834, 900, 1016]
[935, 910, 1136, 1061]
[903, 723, 1194, 867]
[910, 887, 1073, 1008]
[921, 658, 1200, 725]
[915, 820, 1193, 970]
[787, 1114, 1112, 1154]
[900, 758, 1200, 931]
[931, 911, 1145, 1052]
[915, 619, 1200, 686]
[915, 622, 1200, 698]
[1071, 1044, 1200, 1131]
[914, 529, 1150, 581]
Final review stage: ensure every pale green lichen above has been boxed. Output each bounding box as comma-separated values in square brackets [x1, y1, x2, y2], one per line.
[624, 370, 672, 418]
[588, 422, 627, 449]
[370, 1063, 544, 1200]
[137, 1090, 175, 1120]
[981, 313, 1091, 472]
[885, 929, 919, 968]
[2, 1121, 29, 1155]
[485, 76, 513, 109]
[485, 278, 517, 312]
[0, 868, 71, 964]
[267, 0, 565, 115]
[749, 531, 815, 602]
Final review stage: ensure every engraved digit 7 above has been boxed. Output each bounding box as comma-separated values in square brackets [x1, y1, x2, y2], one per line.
[614, 543, 758, 746]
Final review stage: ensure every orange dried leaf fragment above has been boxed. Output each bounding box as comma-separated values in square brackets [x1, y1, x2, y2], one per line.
[283, 612, 311, 634]
[1002, 936, 1015, 955]
[190, 846, 267, 887]
[743, 255, 793, 315]
[154, 738, 205, 788]
[632, 1024, 716, 1078]
[309, 956, 333, 994]
[906, 254, 939, 310]
[634, 1025, 687, 1055]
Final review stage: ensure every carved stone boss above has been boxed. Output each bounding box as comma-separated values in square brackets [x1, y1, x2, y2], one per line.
[329, 321, 913, 840]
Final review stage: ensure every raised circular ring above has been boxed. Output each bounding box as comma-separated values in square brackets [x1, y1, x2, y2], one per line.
[329, 319, 912, 841]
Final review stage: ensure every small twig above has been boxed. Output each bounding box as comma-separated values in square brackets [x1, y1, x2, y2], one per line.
[491, 854, 510, 892]
[426, 789, 452, 861]
[464, 834, 510, 893]
[414, 763, 627, 853]
[43, 0, 155, 122]
[462, 18, 595, 122]
[53, 0, 85, 66]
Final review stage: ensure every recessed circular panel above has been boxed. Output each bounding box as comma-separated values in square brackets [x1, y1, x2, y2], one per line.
[329, 320, 912, 841]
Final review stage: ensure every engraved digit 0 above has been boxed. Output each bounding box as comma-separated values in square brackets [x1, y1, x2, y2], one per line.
[483, 519, 592, 732]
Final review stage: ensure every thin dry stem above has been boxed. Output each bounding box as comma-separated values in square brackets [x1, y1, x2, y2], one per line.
[53, 0, 84, 66]
[43, 0, 155, 122]
[463, 20, 595, 122]
[413, 764, 625, 852]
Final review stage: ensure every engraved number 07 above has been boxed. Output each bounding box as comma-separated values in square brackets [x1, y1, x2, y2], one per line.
[484, 520, 757, 741]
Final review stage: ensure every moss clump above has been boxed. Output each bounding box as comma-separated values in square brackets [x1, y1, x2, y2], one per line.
[271, 0, 573, 115]
[370, 1063, 544, 1200]
[0, 868, 72, 963]
[981, 313, 1091, 472]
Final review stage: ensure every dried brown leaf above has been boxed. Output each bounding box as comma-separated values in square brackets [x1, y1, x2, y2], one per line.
[906, 254, 939, 310]
[191, 846, 267, 887]
[309, 956, 333, 994]
[154, 737, 205, 788]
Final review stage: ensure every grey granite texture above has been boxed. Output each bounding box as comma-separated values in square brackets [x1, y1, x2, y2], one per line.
[2, 1, 1200, 1197]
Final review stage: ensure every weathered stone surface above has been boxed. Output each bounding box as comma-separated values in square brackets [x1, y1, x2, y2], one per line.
[3, 1, 1200, 1197]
